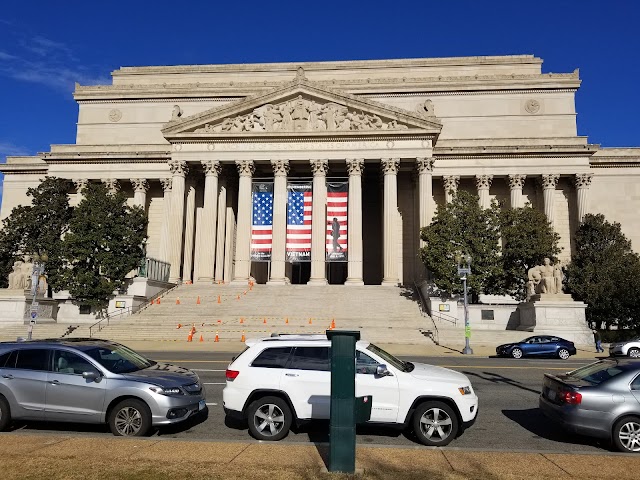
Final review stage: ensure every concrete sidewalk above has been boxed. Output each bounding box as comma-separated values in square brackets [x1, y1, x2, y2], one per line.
[0, 433, 638, 479]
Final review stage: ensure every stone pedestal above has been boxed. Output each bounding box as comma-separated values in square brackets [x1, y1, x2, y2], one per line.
[0, 290, 28, 325]
[517, 296, 592, 345]
[24, 298, 58, 324]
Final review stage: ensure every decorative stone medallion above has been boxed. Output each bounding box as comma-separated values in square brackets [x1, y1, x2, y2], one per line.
[108, 109, 122, 122]
[525, 99, 541, 114]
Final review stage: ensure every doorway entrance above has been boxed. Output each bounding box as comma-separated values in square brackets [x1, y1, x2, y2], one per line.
[290, 262, 311, 284]
[327, 262, 347, 284]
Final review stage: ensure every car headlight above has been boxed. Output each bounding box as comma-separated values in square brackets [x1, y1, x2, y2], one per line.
[458, 386, 472, 395]
[149, 386, 183, 396]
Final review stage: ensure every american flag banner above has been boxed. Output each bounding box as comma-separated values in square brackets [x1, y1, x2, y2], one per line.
[251, 182, 273, 261]
[286, 183, 313, 262]
[326, 182, 348, 262]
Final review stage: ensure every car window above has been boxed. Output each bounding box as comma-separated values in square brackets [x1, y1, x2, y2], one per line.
[84, 345, 155, 374]
[356, 351, 379, 375]
[566, 361, 636, 386]
[631, 375, 640, 391]
[0, 351, 12, 368]
[550, 337, 561, 342]
[251, 347, 292, 369]
[53, 350, 99, 375]
[14, 349, 49, 371]
[538, 337, 551, 344]
[290, 347, 330, 372]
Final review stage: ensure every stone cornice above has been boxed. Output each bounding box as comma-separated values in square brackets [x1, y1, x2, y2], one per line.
[0, 163, 49, 174]
[434, 143, 598, 158]
[42, 149, 170, 162]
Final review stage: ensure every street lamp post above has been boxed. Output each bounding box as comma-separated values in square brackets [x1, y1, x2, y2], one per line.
[456, 253, 473, 355]
[27, 253, 48, 341]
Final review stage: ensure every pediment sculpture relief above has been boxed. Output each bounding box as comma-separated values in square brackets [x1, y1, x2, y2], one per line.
[194, 96, 410, 133]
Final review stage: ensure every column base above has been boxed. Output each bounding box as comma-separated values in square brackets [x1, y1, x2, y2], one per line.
[169, 277, 181, 284]
[344, 278, 364, 286]
[196, 277, 214, 283]
[230, 278, 249, 286]
[266, 279, 288, 285]
[307, 278, 328, 286]
[381, 279, 400, 286]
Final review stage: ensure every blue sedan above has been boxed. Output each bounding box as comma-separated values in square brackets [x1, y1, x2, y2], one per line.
[496, 335, 577, 360]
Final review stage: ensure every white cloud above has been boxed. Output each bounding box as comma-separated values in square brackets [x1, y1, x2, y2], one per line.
[0, 142, 31, 160]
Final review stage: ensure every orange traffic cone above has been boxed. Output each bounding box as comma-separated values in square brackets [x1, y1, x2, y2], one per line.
[330, 318, 336, 330]
[263, 317, 267, 324]
[176, 323, 182, 329]
[187, 332, 193, 342]
[309, 318, 313, 325]
[214, 331, 219, 343]
[236, 294, 240, 300]
[217, 319, 222, 324]
[240, 317, 244, 324]
[217, 295, 221, 304]
[249, 283, 253, 291]
[241, 331, 246, 342]
[196, 296, 201, 305]
[243, 290, 247, 295]
[176, 297, 180, 305]
[285, 317, 289, 324]
[199, 334, 204, 342]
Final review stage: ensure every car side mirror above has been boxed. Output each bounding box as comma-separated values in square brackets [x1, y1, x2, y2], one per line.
[376, 364, 391, 377]
[82, 371, 101, 382]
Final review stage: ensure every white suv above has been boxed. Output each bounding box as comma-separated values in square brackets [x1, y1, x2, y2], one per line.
[222, 335, 478, 446]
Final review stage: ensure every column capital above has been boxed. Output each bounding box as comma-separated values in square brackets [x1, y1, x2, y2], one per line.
[381, 158, 400, 175]
[416, 157, 435, 173]
[270, 159, 290, 176]
[310, 159, 329, 176]
[168, 159, 188, 177]
[575, 173, 593, 189]
[235, 160, 255, 177]
[102, 178, 119, 192]
[346, 158, 365, 176]
[541, 174, 560, 189]
[475, 174, 493, 190]
[201, 160, 222, 177]
[508, 174, 526, 189]
[160, 177, 173, 192]
[131, 178, 149, 193]
[74, 179, 88, 192]
[443, 175, 460, 192]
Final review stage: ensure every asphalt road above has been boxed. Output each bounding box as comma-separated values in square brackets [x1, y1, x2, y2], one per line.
[6, 352, 615, 453]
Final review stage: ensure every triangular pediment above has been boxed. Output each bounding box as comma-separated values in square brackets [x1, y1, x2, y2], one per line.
[162, 71, 442, 138]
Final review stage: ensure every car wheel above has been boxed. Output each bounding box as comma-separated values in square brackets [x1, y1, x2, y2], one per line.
[511, 348, 523, 359]
[613, 416, 640, 452]
[628, 348, 640, 358]
[413, 401, 459, 447]
[558, 348, 571, 360]
[109, 399, 152, 437]
[0, 396, 11, 432]
[247, 396, 292, 441]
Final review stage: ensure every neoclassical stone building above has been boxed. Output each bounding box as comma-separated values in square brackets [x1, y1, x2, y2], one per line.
[2, 55, 640, 290]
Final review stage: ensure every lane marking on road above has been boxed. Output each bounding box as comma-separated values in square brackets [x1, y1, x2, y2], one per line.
[192, 369, 226, 372]
[204, 382, 226, 385]
[440, 365, 572, 370]
[206, 403, 218, 406]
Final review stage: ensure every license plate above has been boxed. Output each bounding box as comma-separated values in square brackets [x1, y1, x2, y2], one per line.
[547, 389, 556, 401]
[198, 399, 206, 411]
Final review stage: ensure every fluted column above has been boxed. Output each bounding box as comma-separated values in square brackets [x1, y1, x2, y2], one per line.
[508, 174, 526, 209]
[181, 180, 197, 283]
[197, 160, 221, 282]
[131, 179, 149, 210]
[541, 174, 560, 225]
[309, 159, 329, 285]
[168, 160, 188, 283]
[214, 178, 227, 282]
[443, 175, 460, 203]
[476, 175, 493, 209]
[575, 173, 593, 222]
[382, 158, 400, 286]
[232, 160, 255, 284]
[158, 178, 172, 263]
[417, 158, 435, 238]
[102, 178, 119, 194]
[345, 158, 364, 286]
[268, 159, 290, 285]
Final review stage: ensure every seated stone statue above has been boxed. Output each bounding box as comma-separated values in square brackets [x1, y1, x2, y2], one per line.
[527, 257, 564, 298]
[7, 261, 23, 290]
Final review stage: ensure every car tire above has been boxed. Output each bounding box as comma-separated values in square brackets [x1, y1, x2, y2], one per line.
[413, 401, 459, 447]
[511, 348, 523, 359]
[0, 395, 11, 432]
[628, 348, 640, 358]
[247, 396, 292, 441]
[557, 348, 571, 360]
[612, 416, 640, 453]
[108, 399, 152, 437]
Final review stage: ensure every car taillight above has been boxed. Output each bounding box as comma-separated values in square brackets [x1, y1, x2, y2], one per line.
[561, 390, 582, 405]
[226, 369, 240, 381]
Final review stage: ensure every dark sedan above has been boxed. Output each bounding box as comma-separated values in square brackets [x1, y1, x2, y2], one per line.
[540, 358, 640, 452]
[496, 335, 576, 360]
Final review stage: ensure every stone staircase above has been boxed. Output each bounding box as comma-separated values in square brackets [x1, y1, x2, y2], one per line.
[43, 283, 434, 345]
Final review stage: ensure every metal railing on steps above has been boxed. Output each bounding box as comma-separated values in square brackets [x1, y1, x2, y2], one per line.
[413, 281, 439, 345]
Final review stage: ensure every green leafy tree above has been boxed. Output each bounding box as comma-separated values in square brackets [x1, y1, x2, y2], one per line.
[499, 204, 562, 300]
[419, 190, 503, 298]
[0, 177, 74, 289]
[565, 213, 640, 329]
[61, 182, 147, 316]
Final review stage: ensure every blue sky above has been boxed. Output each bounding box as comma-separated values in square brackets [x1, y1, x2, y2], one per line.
[1, 1, 638, 202]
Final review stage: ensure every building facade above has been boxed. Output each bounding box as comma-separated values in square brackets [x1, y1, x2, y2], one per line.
[2, 55, 640, 290]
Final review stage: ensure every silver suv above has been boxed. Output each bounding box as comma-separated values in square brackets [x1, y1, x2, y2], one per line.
[0, 339, 206, 436]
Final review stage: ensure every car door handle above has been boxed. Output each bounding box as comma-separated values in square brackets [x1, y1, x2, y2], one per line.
[285, 373, 299, 377]
[1, 374, 13, 379]
[49, 380, 60, 385]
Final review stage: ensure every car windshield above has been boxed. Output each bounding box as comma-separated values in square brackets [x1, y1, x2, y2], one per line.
[84, 344, 156, 374]
[366, 343, 412, 372]
[565, 360, 636, 386]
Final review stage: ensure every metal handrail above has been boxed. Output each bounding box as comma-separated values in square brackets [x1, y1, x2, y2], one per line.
[431, 310, 458, 326]
[413, 281, 440, 345]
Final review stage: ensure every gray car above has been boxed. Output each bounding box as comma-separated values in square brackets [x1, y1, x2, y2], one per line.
[609, 338, 640, 358]
[539, 358, 640, 452]
[0, 338, 206, 436]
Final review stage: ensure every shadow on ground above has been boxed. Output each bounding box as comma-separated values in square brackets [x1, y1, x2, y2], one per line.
[463, 370, 542, 395]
